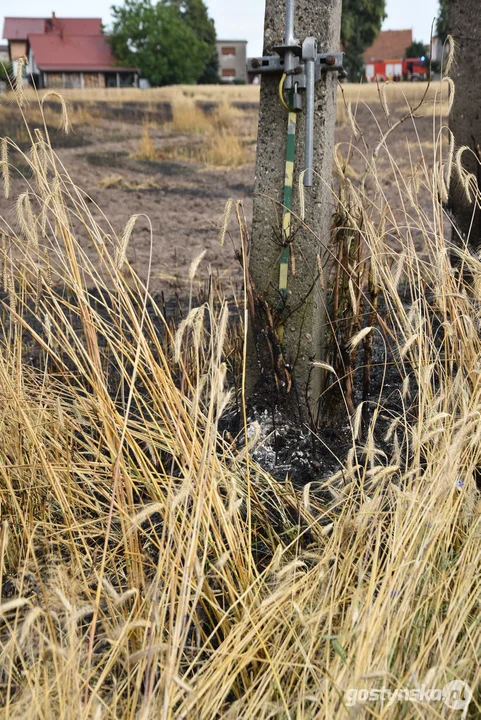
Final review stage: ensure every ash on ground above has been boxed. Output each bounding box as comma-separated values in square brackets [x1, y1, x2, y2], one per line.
[242, 408, 350, 486]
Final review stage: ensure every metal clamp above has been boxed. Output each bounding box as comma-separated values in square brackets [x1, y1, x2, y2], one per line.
[247, 52, 344, 85]
[247, 0, 344, 187]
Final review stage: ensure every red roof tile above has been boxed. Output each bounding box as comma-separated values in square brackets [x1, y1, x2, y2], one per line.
[3, 18, 45, 40]
[29, 33, 135, 72]
[3, 17, 102, 41]
[363, 29, 413, 62]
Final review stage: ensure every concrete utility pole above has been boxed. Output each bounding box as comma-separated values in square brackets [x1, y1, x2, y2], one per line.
[449, 0, 481, 248]
[246, 0, 342, 424]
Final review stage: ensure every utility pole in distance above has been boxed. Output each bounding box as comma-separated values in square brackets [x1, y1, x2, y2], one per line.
[246, 0, 342, 425]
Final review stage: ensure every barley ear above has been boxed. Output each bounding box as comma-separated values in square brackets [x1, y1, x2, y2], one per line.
[442, 76, 455, 115]
[1, 138, 10, 199]
[15, 56, 28, 107]
[33, 128, 49, 176]
[188, 249, 207, 280]
[41, 91, 71, 134]
[219, 198, 234, 246]
[347, 326, 375, 350]
[16, 192, 39, 250]
[115, 214, 138, 270]
[455, 146, 474, 203]
[1, 234, 7, 292]
[444, 35, 455, 77]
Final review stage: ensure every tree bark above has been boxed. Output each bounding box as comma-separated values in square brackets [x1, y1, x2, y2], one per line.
[449, 0, 481, 249]
[246, 0, 342, 425]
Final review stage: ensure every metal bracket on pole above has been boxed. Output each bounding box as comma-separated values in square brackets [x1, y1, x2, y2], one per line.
[248, 52, 344, 83]
[248, 2, 345, 187]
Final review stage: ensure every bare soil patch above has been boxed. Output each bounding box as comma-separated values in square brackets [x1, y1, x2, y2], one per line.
[0, 86, 438, 291]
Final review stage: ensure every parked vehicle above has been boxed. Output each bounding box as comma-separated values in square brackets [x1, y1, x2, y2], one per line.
[365, 57, 428, 82]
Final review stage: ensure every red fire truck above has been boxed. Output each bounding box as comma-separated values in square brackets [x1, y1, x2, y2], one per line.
[365, 57, 428, 82]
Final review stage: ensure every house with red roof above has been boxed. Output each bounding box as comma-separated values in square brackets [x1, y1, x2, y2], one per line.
[2, 13, 138, 89]
[363, 29, 414, 65]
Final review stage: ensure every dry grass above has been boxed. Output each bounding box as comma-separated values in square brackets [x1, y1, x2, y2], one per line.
[168, 100, 213, 135]
[201, 127, 246, 167]
[336, 81, 451, 124]
[340, 80, 446, 105]
[137, 123, 157, 160]
[6, 79, 452, 136]
[16, 83, 261, 105]
[11, 80, 445, 107]
[165, 128, 247, 168]
[134, 101, 250, 168]
[0, 82, 479, 719]
[98, 174, 160, 190]
[10, 79, 448, 111]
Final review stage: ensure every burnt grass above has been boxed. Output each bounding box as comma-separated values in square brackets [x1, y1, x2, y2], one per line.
[0, 283, 421, 492]
[85, 150, 198, 179]
[234, 295, 412, 487]
[0, 110, 91, 151]
[46, 99, 174, 125]
[3, 281, 474, 627]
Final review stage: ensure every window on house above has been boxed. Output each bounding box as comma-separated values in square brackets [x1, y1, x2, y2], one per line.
[221, 47, 236, 55]
[222, 69, 236, 77]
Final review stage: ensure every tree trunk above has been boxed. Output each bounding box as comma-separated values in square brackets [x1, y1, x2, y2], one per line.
[449, 0, 481, 250]
[246, 0, 342, 426]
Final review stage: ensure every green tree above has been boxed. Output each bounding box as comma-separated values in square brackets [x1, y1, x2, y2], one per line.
[341, 0, 387, 82]
[110, 0, 217, 86]
[169, 0, 219, 83]
[405, 40, 427, 58]
[197, 53, 220, 84]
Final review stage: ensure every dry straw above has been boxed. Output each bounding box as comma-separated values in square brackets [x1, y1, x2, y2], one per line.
[0, 75, 479, 720]
[346, 100, 359, 139]
[298, 169, 307, 220]
[440, 127, 455, 202]
[379, 81, 391, 125]
[7, 267, 16, 320]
